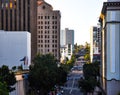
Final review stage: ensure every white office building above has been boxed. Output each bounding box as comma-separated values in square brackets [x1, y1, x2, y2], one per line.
[0, 30, 31, 69]
[90, 26, 101, 63]
[99, 1, 120, 95]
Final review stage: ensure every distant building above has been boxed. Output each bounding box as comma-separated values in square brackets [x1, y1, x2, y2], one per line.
[0, 0, 37, 60]
[90, 26, 101, 63]
[37, 0, 61, 60]
[0, 30, 31, 69]
[60, 28, 74, 62]
[99, 1, 120, 95]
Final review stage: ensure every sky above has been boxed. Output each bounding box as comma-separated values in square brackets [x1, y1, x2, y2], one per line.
[45, 0, 107, 45]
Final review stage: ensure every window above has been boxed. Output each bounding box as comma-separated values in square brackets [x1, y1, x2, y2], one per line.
[38, 45, 40, 47]
[45, 16, 47, 19]
[38, 26, 40, 29]
[52, 31, 54, 34]
[45, 26, 47, 29]
[52, 16, 54, 19]
[48, 16, 49, 19]
[45, 31, 47, 34]
[52, 26, 54, 29]
[55, 21, 57, 24]
[45, 35, 47, 38]
[55, 31, 57, 34]
[41, 31, 43, 34]
[55, 26, 57, 29]
[48, 49, 49, 52]
[52, 35, 54, 38]
[41, 26, 43, 29]
[41, 21, 43, 24]
[41, 16, 43, 19]
[55, 16, 57, 19]
[38, 21, 40, 24]
[52, 21, 54, 24]
[38, 40, 40, 43]
[42, 5, 45, 9]
[45, 21, 47, 24]
[38, 16, 40, 19]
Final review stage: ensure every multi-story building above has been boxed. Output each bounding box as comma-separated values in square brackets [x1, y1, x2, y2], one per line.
[0, 30, 31, 69]
[0, 0, 37, 60]
[37, 0, 61, 60]
[60, 28, 74, 62]
[90, 26, 101, 63]
[99, 1, 120, 95]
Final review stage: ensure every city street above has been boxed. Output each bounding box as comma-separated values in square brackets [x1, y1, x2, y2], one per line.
[62, 68, 83, 95]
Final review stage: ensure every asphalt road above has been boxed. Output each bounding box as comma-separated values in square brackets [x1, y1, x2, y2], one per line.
[62, 69, 83, 95]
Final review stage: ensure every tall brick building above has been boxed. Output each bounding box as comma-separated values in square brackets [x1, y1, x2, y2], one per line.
[0, 0, 37, 60]
[37, 0, 61, 60]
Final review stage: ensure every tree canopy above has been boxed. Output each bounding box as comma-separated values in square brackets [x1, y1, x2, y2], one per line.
[0, 82, 9, 95]
[78, 63, 100, 94]
[28, 54, 67, 95]
[0, 65, 16, 92]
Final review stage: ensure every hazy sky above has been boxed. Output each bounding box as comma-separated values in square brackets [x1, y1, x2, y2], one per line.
[45, 0, 107, 45]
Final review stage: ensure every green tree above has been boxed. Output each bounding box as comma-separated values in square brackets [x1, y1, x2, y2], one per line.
[79, 77, 97, 95]
[83, 63, 99, 79]
[0, 82, 9, 95]
[78, 63, 100, 95]
[28, 54, 67, 95]
[12, 66, 17, 72]
[18, 64, 23, 71]
[0, 65, 16, 92]
[84, 42, 90, 63]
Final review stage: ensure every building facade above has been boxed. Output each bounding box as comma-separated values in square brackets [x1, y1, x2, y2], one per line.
[0, 30, 31, 69]
[99, 1, 120, 95]
[37, 0, 61, 60]
[90, 26, 101, 63]
[0, 0, 37, 60]
[60, 28, 74, 62]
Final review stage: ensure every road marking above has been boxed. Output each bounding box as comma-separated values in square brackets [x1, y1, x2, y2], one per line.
[69, 78, 75, 94]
